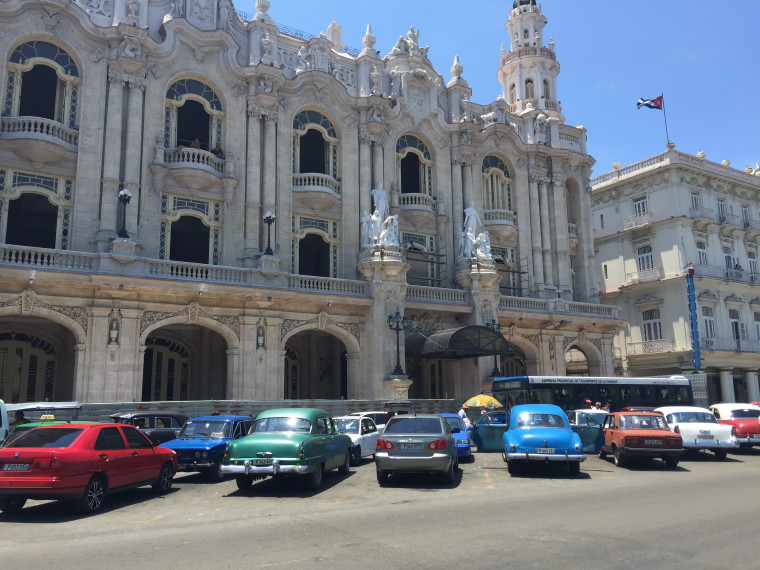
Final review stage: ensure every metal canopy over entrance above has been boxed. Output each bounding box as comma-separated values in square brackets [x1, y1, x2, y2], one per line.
[405, 326, 511, 359]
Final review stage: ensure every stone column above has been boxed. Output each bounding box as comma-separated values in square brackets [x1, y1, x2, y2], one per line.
[261, 110, 278, 244]
[244, 106, 263, 263]
[746, 370, 760, 402]
[226, 348, 240, 399]
[462, 159, 474, 210]
[451, 157, 464, 237]
[98, 67, 126, 246]
[552, 179, 571, 296]
[346, 352, 362, 399]
[123, 76, 146, 237]
[359, 131, 372, 220]
[719, 369, 735, 403]
[528, 174, 544, 289]
[538, 178, 554, 289]
[372, 138, 384, 192]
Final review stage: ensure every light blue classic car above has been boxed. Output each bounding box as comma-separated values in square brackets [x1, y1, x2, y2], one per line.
[502, 404, 585, 475]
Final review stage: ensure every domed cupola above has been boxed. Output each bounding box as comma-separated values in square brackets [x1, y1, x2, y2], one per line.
[498, 0, 563, 122]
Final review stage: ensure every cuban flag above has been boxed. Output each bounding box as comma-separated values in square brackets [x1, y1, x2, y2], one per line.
[637, 96, 663, 110]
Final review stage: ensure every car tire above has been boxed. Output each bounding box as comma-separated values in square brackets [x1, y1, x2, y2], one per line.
[613, 446, 626, 468]
[713, 449, 728, 461]
[338, 450, 350, 475]
[307, 463, 324, 490]
[664, 456, 679, 469]
[236, 475, 254, 491]
[599, 449, 607, 460]
[350, 445, 361, 466]
[152, 463, 174, 493]
[443, 458, 455, 484]
[376, 470, 390, 486]
[0, 497, 27, 512]
[78, 476, 106, 514]
[507, 460, 520, 475]
[207, 457, 225, 482]
[568, 461, 580, 476]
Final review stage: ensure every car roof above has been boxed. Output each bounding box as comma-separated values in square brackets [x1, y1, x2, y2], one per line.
[110, 411, 188, 419]
[709, 403, 760, 410]
[255, 408, 329, 421]
[611, 411, 663, 416]
[334, 415, 372, 421]
[510, 404, 565, 414]
[186, 415, 253, 422]
[655, 406, 711, 414]
[438, 413, 463, 418]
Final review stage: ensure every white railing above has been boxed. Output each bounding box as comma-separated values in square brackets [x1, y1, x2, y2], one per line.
[147, 260, 249, 283]
[702, 338, 760, 353]
[164, 147, 224, 174]
[398, 193, 435, 210]
[484, 209, 516, 223]
[292, 172, 342, 194]
[565, 301, 618, 318]
[627, 339, 674, 355]
[688, 207, 714, 222]
[624, 212, 651, 229]
[499, 296, 548, 312]
[288, 275, 367, 296]
[692, 264, 754, 284]
[1, 116, 79, 148]
[625, 267, 663, 284]
[0, 244, 96, 271]
[406, 286, 468, 304]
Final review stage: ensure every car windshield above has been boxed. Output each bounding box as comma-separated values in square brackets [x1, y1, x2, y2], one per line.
[670, 411, 717, 424]
[619, 415, 669, 430]
[384, 417, 442, 435]
[335, 419, 359, 434]
[251, 417, 312, 434]
[5, 427, 84, 448]
[178, 420, 231, 439]
[730, 409, 760, 419]
[442, 416, 465, 431]
[477, 412, 507, 425]
[516, 413, 565, 428]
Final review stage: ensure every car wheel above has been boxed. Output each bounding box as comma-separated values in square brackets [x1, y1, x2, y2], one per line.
[442, 458, 455, 484]
[338, 450, 350, 475]
[307, 463, 324, 490]
[507, 460, 520, 475]
[501, 450, 509, 463]
[664, 456, 679, 469]
[599, 449, 607, 460]
[152, 463, 174, 493]
[713, 449, 728, 461]
[350, 445, 361, 466]
[568, 461, 580, 476]
[376, 470, 390, 486]
[236, 475, 254, 491]
[78, 476, 106, 514]
[0, 497, 27, 512]
[613, 446, 626, 468]
[207, 457, 225, 482]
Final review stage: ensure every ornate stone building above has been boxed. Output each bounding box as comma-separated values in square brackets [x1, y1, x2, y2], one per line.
[592, 146, 760, 403]
[0, 0, 618, 404]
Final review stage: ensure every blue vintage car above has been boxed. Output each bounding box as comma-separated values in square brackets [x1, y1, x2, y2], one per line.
[472, 410, 509, 451]
[502, 404, 585, 475]
[439, 413, 473, 462]
[161, 415, 254, 481]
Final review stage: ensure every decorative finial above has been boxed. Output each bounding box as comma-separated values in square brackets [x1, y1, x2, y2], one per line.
[721, 158, 730, 166]
[451, 55, 463, 78]
[612, 161, 620, 170]
[696, 150, 705, 159]
[255, 0, 270, 14]
[746, 165, 754, 174]
[362, 25, 376, 49]
[549, 37, 555, 51]
[666, 141, 675, 150]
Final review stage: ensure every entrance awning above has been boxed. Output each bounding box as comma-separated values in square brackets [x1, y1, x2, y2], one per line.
[405, 325, 511, 359]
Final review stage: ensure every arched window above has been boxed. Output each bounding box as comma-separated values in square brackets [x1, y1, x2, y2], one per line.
[524, 79, 535, 100]
[642, 309, 662, 342]
[292, 110, 339, 179]
[164, 78, 224, 150]
[509, 83, 516, 104]
[5, 41, 80, 129]
[482, 155, 513, 213]
[396, 135, 433, 195]
[543, 79, 550, 99]
[292, 215, 339, 278]
[637, 245, 653, 271]
[159, 195, 222, 264]
[401, 232, 438, 286]
[143, 337, 190, 401]
[0, 332, 57, 403]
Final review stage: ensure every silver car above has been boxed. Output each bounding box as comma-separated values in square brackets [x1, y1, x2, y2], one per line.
[375, 414, 458, 485]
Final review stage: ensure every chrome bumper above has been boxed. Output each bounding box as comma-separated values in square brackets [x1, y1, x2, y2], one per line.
[506, 451, 585, 462]
[220, 460, 309, 476]
[683, 439, 737, 449]
[736, 437, 760, 444]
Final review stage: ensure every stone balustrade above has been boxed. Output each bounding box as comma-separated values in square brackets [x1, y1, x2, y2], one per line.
[287, 275, 367, 296]
[1, 116, 79, 148]
[397, 192, 435, 210]
[627, 339, 674, 355]
[0, 244, 96, 271]
[292, 172, 342, 194]
[702, 337, 760, 353]
[484, 209, 516, 223]
[625, 267, 663, 285]
[406, 286, 468, 305]
[164, 147, 224, 174]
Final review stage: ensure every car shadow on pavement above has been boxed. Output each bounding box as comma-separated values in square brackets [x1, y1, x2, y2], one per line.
[599, 458, 691, 472]
[0, 486, 180, 523]
[374, 467, 463, 489]
[680, 450, 744, 463]
[225, 470, 356, 499]
[505, 462, 592, 479]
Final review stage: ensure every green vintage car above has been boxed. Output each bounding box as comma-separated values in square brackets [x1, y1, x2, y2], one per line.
[221, 408, 352, 491]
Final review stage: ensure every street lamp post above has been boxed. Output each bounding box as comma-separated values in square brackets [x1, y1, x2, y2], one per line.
[387, 311, 408, 376]
[263, 210, 276, 255]
[486, 318, 503, 376]
[117, 188, 132, 239]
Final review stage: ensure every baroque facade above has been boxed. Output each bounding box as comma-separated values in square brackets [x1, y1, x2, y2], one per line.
[592, 146, 760, 404]
[0, 0, 618, 404]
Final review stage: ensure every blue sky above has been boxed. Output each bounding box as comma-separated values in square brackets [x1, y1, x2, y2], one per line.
[238, 0, 760, 177]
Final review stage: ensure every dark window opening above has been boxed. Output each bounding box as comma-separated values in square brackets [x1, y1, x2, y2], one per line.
[400, 153, 421, 193]
[142, 347, 154, 401]
[19, 65, 57, 120]
[169, 216, 210, 263]
[299, 129, 327, 174]
[177, 100, 210, 150]
[6, 193, 57, 248]
[298, 233, 330, 277]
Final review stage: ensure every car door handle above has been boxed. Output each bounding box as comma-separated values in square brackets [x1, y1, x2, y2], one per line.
[99, 454, 108, 460]
[132, 451, 139, 456]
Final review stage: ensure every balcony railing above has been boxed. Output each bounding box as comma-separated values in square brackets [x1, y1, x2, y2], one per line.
[498, 295, 619, 319]
[1, 244, 96, 271]
[624, 212, 652, 229]
[627, 339, 674, 355]
[691, 264, 756, 285]
[484, 209, 516, 224]
[1, 116, 79, 149]
[397, 192, 435, 211]
[406, 286, 468, 305]
[288, 275, 367, 296]
[702, 337, 760, 353]
[625, 267, 663, 285]
[688, 207, 714, 222]
[164, 147, 224, 174]
[292, 172, 342, 195]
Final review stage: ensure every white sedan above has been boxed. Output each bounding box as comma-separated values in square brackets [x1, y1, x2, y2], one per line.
[334, 416, 380, 465]
[655, 406, 737, 460]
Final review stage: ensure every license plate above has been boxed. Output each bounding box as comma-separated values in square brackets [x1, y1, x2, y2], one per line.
[644, 439, 661, 445]
[536, 448, 554, 454]
[3, 463, 29, 471]
[697, 434, 714, 440]
[754, 434, 760, 439]
[254, 458, 273, 466]
[400, 443, 422, 450]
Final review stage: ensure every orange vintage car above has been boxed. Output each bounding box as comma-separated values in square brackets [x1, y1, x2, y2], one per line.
[600, 412, 683, 468]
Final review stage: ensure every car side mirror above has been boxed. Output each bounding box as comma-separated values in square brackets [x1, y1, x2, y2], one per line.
[452, 427, 461, 433]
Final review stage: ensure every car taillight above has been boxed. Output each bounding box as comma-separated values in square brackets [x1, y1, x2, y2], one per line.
[625, 436, 642, 446]
[667, 437, 681, 448]
[673, 425, 680, 434]
[299, 441, 305, 460]
[376, 439, 394, 450]
[731, 426, 737, 437]
[33, 455, 63, 469]
[428, 440, 447, 450]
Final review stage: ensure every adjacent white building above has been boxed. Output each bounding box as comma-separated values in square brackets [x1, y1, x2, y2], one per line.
[592, 145, 760, 404]
[0, 0, 617, 405]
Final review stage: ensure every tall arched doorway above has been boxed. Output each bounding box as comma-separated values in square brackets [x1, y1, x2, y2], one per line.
[284, 330, 347, 399]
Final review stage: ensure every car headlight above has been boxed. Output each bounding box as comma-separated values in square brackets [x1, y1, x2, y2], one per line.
[202, 451, 209, 459]
[194, 451, 201, 459]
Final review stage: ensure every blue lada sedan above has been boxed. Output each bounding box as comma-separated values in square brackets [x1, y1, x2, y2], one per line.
[502, 404, 585, 475]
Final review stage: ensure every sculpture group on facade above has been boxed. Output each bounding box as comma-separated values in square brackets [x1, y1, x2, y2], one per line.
[361, 184, 400, 247]
[458, 202, 492, 259]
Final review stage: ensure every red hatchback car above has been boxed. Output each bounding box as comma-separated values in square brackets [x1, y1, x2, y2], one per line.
[600, 412, 683, 468]
[0, 423, 178, 514]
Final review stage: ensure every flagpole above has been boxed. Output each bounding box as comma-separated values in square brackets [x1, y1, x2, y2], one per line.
[661, 93, 670, 144]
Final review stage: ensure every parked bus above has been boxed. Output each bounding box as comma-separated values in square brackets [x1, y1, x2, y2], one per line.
[491, 376, 693, 413]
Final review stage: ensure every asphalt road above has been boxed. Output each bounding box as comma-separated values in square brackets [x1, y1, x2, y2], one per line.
[2, 449, 759, 569]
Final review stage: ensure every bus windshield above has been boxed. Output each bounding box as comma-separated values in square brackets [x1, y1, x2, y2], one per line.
[492, 376, 693, 413]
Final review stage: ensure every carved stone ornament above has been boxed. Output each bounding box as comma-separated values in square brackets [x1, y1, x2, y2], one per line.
[281, 316, 360, 344]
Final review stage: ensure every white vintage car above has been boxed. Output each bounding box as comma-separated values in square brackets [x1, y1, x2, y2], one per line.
[655, 406, 737, 459]
[334, 416, 380, 465]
